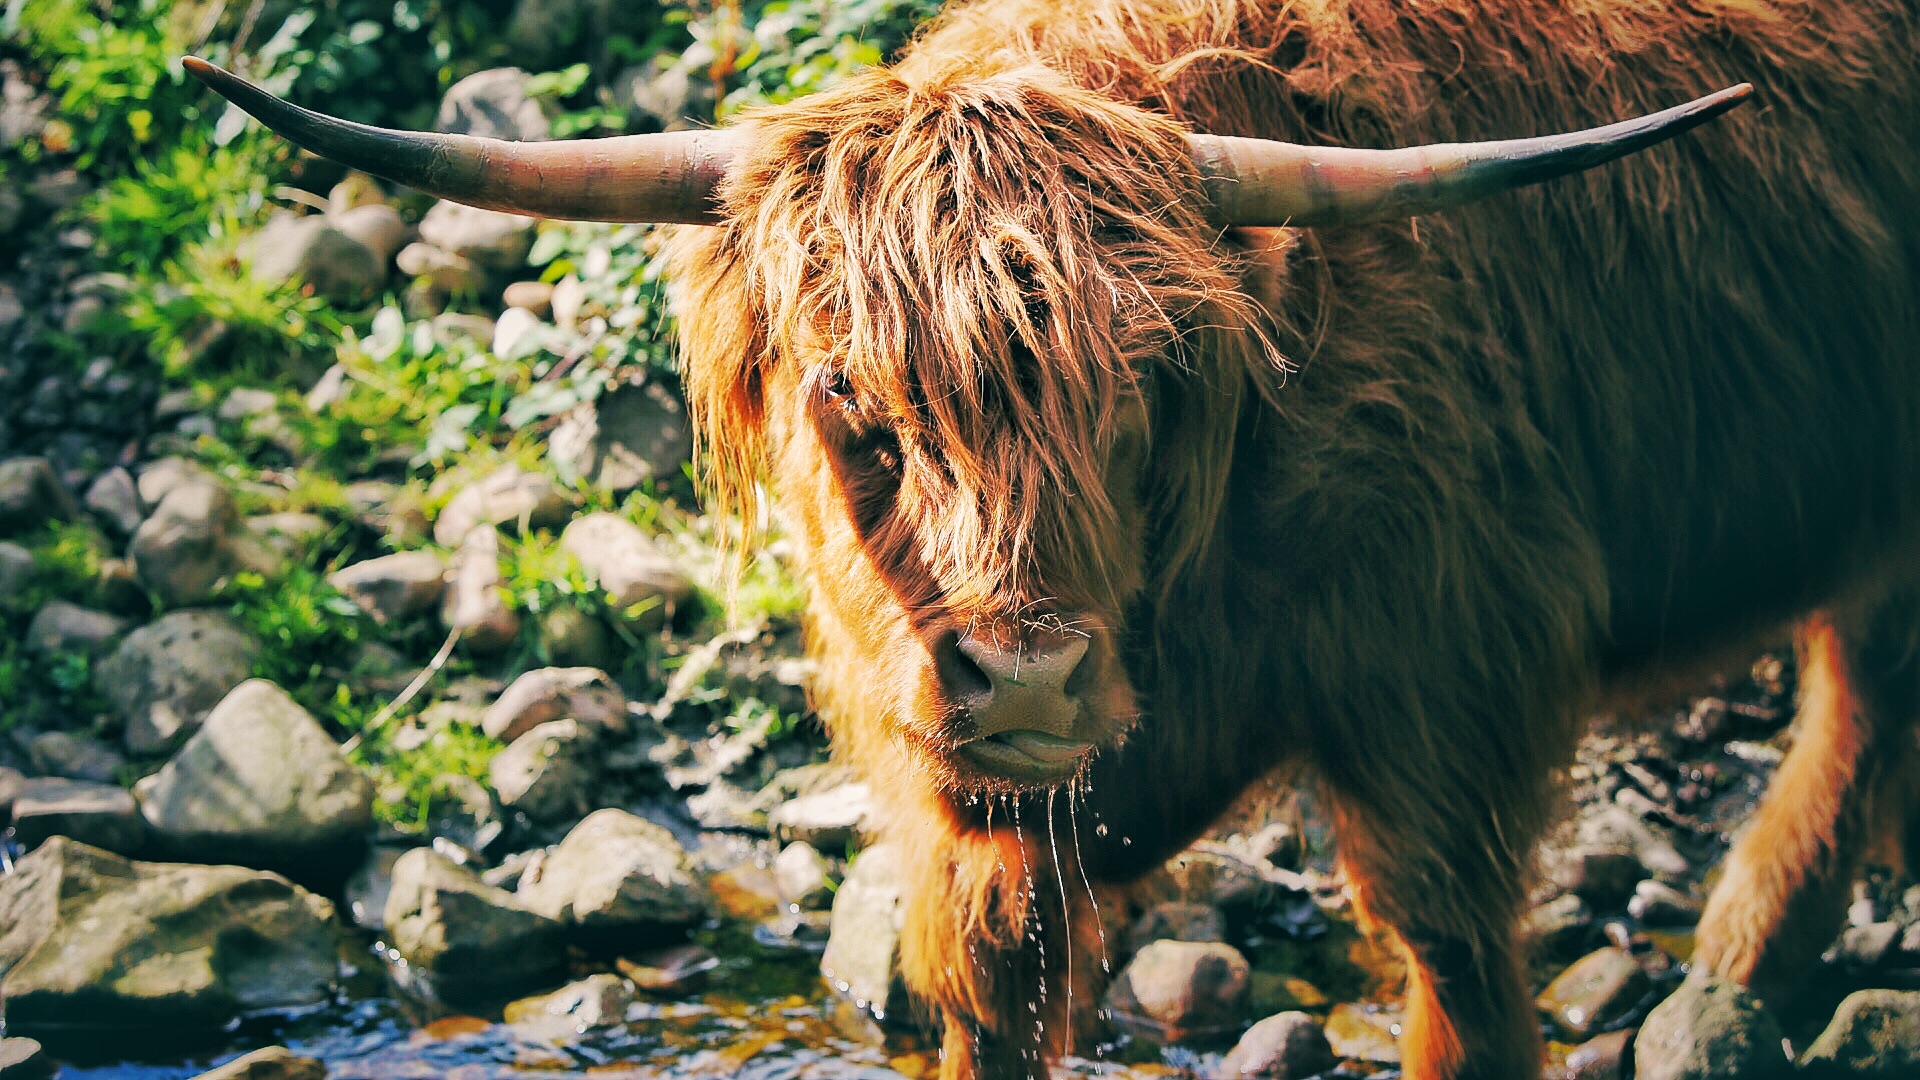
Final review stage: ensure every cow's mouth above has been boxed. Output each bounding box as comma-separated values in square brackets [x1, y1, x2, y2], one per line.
[957, 729, 1095, 783]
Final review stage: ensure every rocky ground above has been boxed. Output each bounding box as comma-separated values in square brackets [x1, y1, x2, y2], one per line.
[6, 31, 1920, 1080]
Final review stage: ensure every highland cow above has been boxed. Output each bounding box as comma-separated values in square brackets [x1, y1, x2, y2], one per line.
[190, 0, 1920, 1075]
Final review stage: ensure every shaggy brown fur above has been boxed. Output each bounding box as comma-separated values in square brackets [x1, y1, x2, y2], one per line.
[667, 0, 1920, 1077]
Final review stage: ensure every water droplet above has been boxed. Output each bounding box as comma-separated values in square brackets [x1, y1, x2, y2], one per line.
[1094, 823, 1109, 837]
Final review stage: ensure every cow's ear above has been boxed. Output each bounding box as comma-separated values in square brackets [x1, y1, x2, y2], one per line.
[666, 225, 769, 550]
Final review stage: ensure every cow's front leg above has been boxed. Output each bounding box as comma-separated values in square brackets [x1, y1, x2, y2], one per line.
[1326, 755, 1559, 1080]
[893, 794, 1111, 1080]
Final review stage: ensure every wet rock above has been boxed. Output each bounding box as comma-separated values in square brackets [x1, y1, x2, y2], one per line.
[246, 211, 386, 307]
[434, 68, 553, 143]
[821, 842, 909, 1019]
[490, 719, 599, 820]
[218, 388, 278, 421]
[1524, 893, 1594, 960]
[1128, 901, 1229, 953]
[328, 551, 447, 624]
[1537, 946, 1650, 1040]
[84, 466, 144, 536]
[331, 202, 410, 264]
[442, 525, 519, 653]
[343, 480, 431, 547]
[505, 973, 635, 1034]
[130, 477, 238, 606]
[616, 943, 719, 995]
[773, 840, 835, 910]
[1836, 920, 1902, 969]
[0, 540, 34, 600]
[25, 731, 124, 783]
[1628, 879, 1700, 926]
[434, 465, 570, 546]
[1565, 1028, 1635, 1080]
[1106, 939, 1251, 1045]
[100, 611, 261, 755]
[548, 380, 693, 493]
[1575, 804, 1690, 879]
[190, 1046, 326, 1080]
[517, 808, 705, 938]
[10, 777, 146, 854]
[1556, 847, 1647, 907]
[1634, 975, 1790, 1080]
[708, 863, 785, 922]
[0, 1038, 55, 1080]
[482, 666, 628, 741]
[0, 457, 77, 534]
[384, 847, 566, 1002]
[768, 781, 872, 854]
[416, 200, 536, 271]
[1323, 1003, 1403, 1064]
[1218, 1011, 1336, 1078]
[1798, 989, 1920, 1077]
[559, 511, 693, 627]
[135, 679, 373, 874]
[25, 599, 128, 662]
[0, 838, 336, 1029]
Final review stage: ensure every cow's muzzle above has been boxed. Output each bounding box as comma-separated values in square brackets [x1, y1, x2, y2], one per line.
[932, 625, 1097, 783]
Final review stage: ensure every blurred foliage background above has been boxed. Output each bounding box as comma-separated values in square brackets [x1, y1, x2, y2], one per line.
[0, 0, 937, 823]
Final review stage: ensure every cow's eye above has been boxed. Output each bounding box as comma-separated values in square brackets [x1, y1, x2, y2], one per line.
[821, 369, 857, 408]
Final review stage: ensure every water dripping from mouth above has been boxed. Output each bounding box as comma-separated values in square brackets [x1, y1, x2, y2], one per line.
[1067, 787, 1112, 976]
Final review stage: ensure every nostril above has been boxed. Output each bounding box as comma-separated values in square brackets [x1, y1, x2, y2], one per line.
[1062, 641, 1095, 697]
[932, 630, 993, 701]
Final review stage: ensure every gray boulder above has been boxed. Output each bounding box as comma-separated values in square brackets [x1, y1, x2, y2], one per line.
[548, 380, 693, 493]
[435, 68, 553, 142]
[517, 808, 706, 938]
[1106, 939, 1251, 1046]
[384, 847, 566, 1003]
[9, 777, 146, 854]
[1219, 1011, 1337, 1078]
[489, 719, 599, 820]
[416, 200, 536, 271]
[0, 765, 22, 818]
[25, 731, 125, 783]
[246, 211, 385, 307]
[0, 540, 33, 601]
[772, 840, 835, 910]
[433, 465, 570, 547]
[505, 973, 636, 1037]
[482, 665, 628, 741]
[99, 610, 261, 755]
[84, 466, 144, 536]
[1635, 975, 1791, 1080]
[560, 511, 693, 626]
[0, 838, 336, 1030]
[1799, 989, 1920, 1078]
[768, 781, 874, 854]
[328, 550, 447, 625]
[26, 599, 128, 662]
[0, 457, 77, 535]
[130, 477, 238, 607]
[442, 525, 520, 652]
[331, 203, 410, 263]
[821, 842, 911, 1020]
[135, 679, 374, 873]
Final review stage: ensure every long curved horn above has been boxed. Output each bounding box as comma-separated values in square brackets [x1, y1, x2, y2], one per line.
[1190, 83, 1751, 228]
[182, 57, 739, 224]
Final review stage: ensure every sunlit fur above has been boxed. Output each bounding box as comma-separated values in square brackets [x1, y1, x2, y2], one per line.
[669, 0, 1920, 1077]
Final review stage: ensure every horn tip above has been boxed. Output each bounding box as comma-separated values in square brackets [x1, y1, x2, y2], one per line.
[181, 56, 217, 81]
